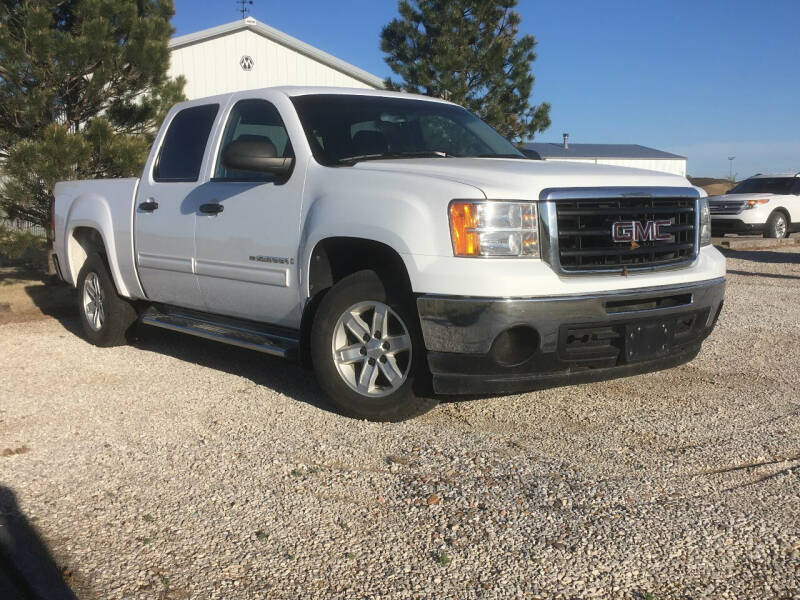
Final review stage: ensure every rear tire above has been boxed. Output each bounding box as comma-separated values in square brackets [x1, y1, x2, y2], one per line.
[764, 211, 789, 239]
[76, 253, 137, 347]
[310, 270, 437, 422]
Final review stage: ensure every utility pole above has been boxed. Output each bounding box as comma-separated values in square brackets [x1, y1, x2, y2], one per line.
[236, 0, 253, 19]
[727, 156, 735, 182]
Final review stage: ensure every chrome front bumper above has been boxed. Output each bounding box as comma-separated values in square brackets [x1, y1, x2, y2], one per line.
[416, 277, 726, 395]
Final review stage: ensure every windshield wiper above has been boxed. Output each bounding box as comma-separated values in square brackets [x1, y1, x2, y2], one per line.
[337, 151, 451, 165]
[466, 153, 527, 159]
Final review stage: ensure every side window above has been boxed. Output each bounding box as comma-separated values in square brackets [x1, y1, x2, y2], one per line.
[154, 104, 219, 182]
[792, 178, 800, 195]
[214, 99, 294, 181]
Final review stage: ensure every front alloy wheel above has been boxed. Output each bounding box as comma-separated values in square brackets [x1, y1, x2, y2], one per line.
[766, 212, 789, 239]
[310, 270, 438, 422]
[332, 301, 412, 397]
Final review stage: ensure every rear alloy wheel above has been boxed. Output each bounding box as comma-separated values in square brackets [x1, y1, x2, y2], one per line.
[311, 270, 437, 421]
[765, 211, 789, 239]
[82, 271, 106, 332]
[77, 253, 137, 347]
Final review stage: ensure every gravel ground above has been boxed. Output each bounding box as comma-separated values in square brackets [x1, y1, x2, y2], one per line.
[1, 250, 799, 599]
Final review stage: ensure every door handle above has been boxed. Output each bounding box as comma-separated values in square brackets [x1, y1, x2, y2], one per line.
[199, 203, 224, 215]
[139, 199, 159, 212]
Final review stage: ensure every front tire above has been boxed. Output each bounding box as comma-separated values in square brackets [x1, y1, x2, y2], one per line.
[310, 270, 437, 422]
[764, 211, 789, 239]
[77, 253, 137, 347]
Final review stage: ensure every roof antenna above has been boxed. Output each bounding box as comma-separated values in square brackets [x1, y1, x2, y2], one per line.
[236, 0, 253, 19]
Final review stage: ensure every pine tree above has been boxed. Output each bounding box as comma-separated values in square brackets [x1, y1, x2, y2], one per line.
[381, 0, 550, 142]
[0, 0, 185, 234]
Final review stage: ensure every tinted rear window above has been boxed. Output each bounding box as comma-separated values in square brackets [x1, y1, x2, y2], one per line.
[155, 104, 219, 182]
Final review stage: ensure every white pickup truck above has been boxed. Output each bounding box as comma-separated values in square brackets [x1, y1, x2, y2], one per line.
[53, 87, 726, 421]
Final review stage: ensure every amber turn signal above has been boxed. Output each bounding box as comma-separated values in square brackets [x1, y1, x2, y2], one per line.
[449, 201, 481, 256]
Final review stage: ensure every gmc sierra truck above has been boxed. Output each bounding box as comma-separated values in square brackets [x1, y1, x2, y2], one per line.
[52, 87, 726, 421]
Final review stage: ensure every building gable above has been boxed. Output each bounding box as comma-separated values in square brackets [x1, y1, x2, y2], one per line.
[169, 18, 384, 99]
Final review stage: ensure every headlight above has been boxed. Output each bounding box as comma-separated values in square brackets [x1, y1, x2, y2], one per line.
[745, 198, 770, 209]
[449, 200, 539, 257]
[699, 197, 711, 246]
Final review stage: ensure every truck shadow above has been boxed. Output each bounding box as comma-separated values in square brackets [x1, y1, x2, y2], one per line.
[21, 274, 481, 415]
[130, 325, 341, 416]
[726, 269, 800, 281]
[720, 248, 800, 265]
[0, 486, 78, 600]
[16, 275, 338, 415]
[721, 248, 800, 281]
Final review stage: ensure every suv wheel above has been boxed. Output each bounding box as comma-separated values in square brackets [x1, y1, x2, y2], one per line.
[77, 253, 137, 346]
[765, 211, 789, 239]
[310, 270, 437, 421]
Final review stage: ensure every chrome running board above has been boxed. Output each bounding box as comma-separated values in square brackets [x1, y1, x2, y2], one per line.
[140, 306, 299, 359]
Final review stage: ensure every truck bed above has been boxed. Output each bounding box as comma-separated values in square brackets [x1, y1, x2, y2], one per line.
[52, 177, 145, 299]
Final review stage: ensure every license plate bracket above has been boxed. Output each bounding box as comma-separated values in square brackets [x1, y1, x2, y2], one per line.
[624, 320, 674, 363]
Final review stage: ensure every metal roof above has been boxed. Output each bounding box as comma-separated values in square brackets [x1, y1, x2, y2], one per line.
[169, 18, 385, 89]
[523, 143, 685, 161]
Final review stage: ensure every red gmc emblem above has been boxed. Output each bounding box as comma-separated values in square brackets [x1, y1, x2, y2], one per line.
[612, 220, 673, 243]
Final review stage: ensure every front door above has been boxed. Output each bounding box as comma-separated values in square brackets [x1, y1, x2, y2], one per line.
[134, 103, 220, 310]
[193, 98, 304, 328]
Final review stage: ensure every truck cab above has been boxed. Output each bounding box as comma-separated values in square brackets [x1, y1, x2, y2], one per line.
[53, 87, 726, 421]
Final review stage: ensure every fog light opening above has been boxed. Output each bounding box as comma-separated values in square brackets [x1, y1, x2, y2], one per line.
[490, 325, 540, 367]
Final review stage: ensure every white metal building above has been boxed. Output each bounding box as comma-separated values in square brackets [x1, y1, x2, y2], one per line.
[168, 17, 384, 100]
[524, 135, 687, 176]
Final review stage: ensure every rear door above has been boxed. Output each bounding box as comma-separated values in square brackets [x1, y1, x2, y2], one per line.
[134, 103, 220, 309]
[192, 97, 304, 327]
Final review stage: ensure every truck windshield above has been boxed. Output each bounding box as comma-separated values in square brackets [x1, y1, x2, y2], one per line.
[728, 177, 795, 194]
[290, 94, 524, 165]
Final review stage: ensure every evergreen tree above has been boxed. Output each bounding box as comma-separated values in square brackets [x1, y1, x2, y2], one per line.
[0, 0, 185, 234]
[381, 0, 550, 142]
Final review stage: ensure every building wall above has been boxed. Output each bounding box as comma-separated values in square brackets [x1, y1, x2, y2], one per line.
[543, 157, 687, 177]
[169, 29, 378, 100]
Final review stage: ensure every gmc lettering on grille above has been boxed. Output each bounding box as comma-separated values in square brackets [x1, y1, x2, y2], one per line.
[612, 220, 673, 243]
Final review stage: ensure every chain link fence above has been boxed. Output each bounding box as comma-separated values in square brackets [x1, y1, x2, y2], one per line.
[0, 218, 47, 238]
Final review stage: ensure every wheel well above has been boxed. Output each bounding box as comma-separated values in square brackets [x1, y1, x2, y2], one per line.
[68, 227, 108, 283]
[299, 237, 414, 366]
[771, 207, 791, 224]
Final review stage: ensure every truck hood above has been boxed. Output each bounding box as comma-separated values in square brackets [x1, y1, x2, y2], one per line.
[352, 157, 691, 199]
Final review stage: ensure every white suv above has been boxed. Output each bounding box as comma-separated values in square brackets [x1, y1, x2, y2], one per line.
[710, 173, 800, 238]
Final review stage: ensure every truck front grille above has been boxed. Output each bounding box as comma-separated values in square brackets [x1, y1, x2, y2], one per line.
[553, 196, 696, 272]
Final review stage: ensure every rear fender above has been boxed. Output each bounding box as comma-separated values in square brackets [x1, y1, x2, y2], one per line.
[64, 194, 130, 297]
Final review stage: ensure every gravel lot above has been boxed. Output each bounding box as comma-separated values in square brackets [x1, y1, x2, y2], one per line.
[1, 249, 799, 599]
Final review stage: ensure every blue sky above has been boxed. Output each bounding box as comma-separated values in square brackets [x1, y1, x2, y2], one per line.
[173, 0, 800, 178]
